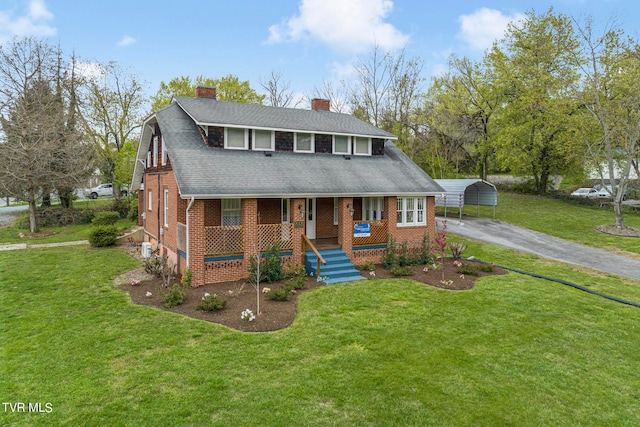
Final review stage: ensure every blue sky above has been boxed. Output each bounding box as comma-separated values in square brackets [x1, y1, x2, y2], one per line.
[1, 0, 639, 104]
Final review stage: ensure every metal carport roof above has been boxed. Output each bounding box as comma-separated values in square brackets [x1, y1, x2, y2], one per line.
[434, 179, 498, 219]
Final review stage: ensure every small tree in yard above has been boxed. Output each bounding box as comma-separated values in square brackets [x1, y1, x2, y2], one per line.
[434, 220, 448, 282]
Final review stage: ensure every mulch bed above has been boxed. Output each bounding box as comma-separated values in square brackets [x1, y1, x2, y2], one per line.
[116, 259, 506, 332]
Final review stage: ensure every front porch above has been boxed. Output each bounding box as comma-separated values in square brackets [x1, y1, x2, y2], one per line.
[176, 195, 431, 285]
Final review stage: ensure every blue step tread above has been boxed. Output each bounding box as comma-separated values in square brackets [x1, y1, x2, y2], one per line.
[305, 248, 366, 284]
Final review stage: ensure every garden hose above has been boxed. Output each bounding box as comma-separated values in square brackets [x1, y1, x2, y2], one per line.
[464, 257, 640, 309]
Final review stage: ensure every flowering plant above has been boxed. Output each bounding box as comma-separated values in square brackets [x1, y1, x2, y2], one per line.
[317, 276, 329, 283]
[241, 309, 256, 322]
[453, 260, 462, 268]
[130, 279, 140, 286]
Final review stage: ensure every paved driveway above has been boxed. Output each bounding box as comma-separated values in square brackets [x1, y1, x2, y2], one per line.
[439, 216, 640, 281]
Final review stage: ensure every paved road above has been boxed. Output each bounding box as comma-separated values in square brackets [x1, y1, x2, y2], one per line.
[0, 205, 28, 227]
[439, 216, 640, 280]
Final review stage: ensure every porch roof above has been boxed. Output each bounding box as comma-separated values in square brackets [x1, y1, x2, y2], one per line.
[136, 101, 445, 198]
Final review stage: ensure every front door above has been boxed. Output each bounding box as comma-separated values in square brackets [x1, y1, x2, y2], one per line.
[306, 197, 316, 239]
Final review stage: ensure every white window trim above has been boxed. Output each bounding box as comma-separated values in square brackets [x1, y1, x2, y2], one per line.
[396, 197, 426, 227]
[224, 128, 249, 150]
[332, 135, 351, 155]
[252, 129, 275, 151]
[354, 137, 372, 156]
[294, 132, 315, 153]
[148, 190, 153, 211]
[161, 138, 168, 165]
[152, 136, 158, 166]
[333, 198, 339, 225]
[163, 189, 169, 227]
[281, 198, 290, 224]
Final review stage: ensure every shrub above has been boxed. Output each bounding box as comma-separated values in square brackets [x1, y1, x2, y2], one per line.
[398, 240, 410, 267]
[92, 211, 120, 226]
[109, 197, 130, 218]
[88, 225, 117, 247]
[358, 260, 375, 271]
[383, 235, 397, 268]
[197, 294, 227, 311]
[266, 288, 290, 301]
[456, 263, 480, 276]
[248, 243, 285, 284]
[284, 263, 307, 290]
[390, 265, 413, 276]
[128, 197, 139, 222]
[162, 284, 184, 308]
[449, 241, 468, 260]
[420, 232, 435, 265]
[181, 267, 192, 288]
[480, 264, 495, 273]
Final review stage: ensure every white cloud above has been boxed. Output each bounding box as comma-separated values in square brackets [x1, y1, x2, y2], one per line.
[267, 0, 409, 54]
[117, 36, 137, 47]
[457, 8, 524, 52]
[0, 0, 56, 43]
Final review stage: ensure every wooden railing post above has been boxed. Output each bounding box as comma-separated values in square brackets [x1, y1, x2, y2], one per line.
[302, 234, 326, 277]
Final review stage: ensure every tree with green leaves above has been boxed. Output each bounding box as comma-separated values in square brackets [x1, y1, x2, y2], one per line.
[150, 74, 265, 112]
[426, 55, 499, 178]
[573, 18, 640, 228]
[487, 8, 584, 194]
[0, 37, 91, 232]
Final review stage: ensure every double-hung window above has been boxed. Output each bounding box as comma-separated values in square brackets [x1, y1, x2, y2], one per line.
[225, 128, 248, 150]
[253, 129, 274, 151]
[396, 197, 426, 226]
[295, 133, 314, 152]
[333, 135, 350, 154]
[222, 199, 241, 226]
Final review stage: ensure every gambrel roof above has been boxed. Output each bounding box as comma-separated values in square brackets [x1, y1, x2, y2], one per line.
[132, 97, 445, 198]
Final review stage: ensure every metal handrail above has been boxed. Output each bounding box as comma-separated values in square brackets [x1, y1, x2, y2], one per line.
[302, 234, 326, 277]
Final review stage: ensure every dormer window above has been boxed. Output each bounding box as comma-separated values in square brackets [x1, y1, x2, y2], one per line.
[225, 128, 248, 150]
[333, 135, 350, 155]
[252, 129, 274, 151]
[294, 132, 314, 153]
[354, 136, 371, 156]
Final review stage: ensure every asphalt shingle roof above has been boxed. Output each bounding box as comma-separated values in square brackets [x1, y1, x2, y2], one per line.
[133, 99, 444, 198]
[173, 96, 396, 139]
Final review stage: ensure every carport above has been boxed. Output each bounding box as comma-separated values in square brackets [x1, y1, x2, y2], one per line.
[434, 179, 498, 220]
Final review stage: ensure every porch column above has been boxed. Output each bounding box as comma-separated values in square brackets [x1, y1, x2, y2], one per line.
[384, 196, 397, 238]
[242, 198, 258, 271]
[426, 196, 436, 237]
[291, 198, 306, 266]
[188, 199, 205, 285]
[338, 197, 353, 258]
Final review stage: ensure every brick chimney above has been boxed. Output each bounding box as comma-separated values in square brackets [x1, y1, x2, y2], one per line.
[311, 98, 330, 111]
[196, 86, 217, 99]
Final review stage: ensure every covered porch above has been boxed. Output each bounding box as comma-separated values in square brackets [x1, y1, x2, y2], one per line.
[178, 196, 395, 284]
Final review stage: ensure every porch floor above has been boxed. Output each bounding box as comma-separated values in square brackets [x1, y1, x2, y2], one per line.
[309, 238, 340, 250]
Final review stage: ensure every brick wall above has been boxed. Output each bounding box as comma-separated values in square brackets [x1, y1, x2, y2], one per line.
[337, 197, 353, 257]
[257, 199, 281, 224]
[316, 197, 337, 238]
[204, 200, 221, 226]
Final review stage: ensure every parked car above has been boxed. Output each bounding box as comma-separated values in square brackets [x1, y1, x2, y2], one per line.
[85, 183, 128, 199]
[595, 185, 627, 200]
[570, 187, 598, 198]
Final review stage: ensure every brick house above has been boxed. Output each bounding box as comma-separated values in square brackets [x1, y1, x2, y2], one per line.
[131, 87, 445, 285]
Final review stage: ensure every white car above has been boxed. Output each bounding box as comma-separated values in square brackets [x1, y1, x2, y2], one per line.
[570, 188, 598, 198]
[85, 183, 128, 199]
[595, 185, 627, 200]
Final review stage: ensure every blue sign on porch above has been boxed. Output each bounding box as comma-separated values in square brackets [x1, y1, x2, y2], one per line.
[354, 223, 371, 238]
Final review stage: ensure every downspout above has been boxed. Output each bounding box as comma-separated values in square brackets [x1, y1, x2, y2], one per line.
[186, 197, 195, 267]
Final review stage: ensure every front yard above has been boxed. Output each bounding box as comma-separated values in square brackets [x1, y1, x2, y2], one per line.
[3, 244, 640, 426]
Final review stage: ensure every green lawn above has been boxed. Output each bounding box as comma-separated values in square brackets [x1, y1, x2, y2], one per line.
[3, 244, 640, 426]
